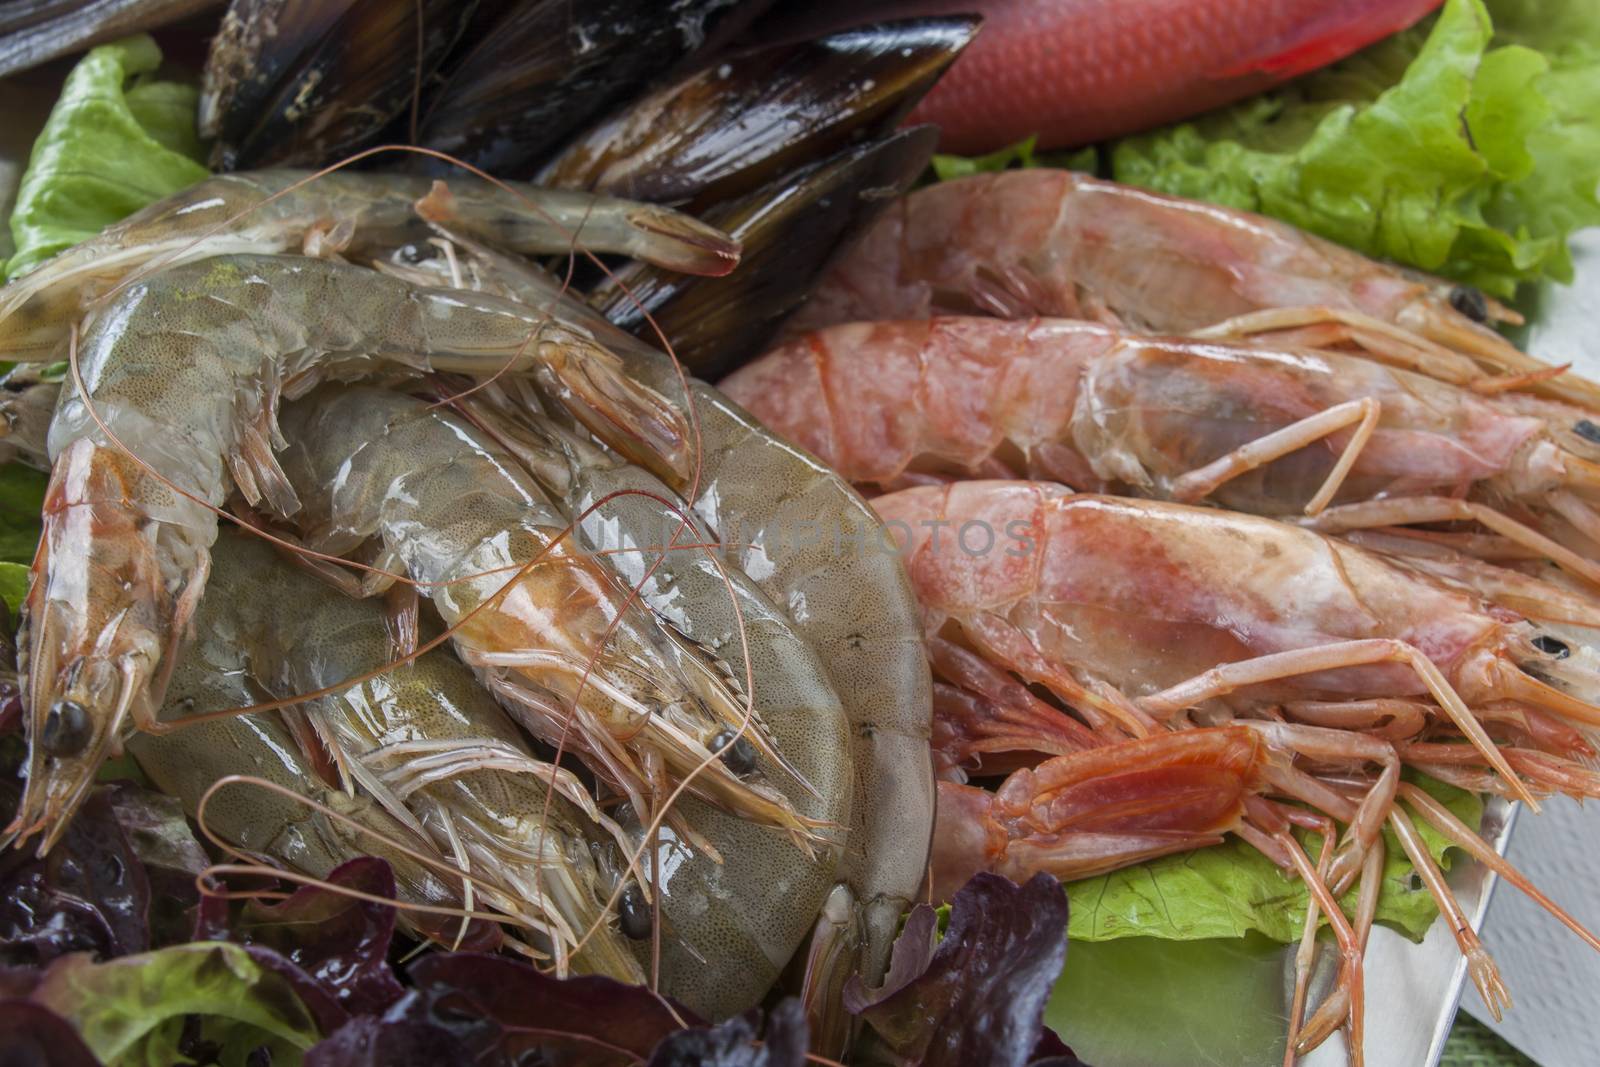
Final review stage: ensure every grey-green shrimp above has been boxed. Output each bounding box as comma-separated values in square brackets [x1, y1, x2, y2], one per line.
[209, 529, 645, 980]
[11, 253, 689, 853]
[461, 378, 855, 1020]
[0, 167, 740, 363]
[376, 234, 932, 1046]
[273, 383, 823, 848]
[124, 550, 492, 952]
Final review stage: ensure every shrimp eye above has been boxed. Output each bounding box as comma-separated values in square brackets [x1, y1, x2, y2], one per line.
[40, 699, 91, 756]
[1448, 285, 1489, 324]
[1576, 419, 1600, 445]
[709, 728, 758, 776]
[619, 882, 652, 940]
[1533, 634, 1572, 659]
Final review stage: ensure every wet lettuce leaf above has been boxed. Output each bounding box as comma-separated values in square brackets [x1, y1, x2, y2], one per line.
[1109, 0, 1600, 297]
[1064, 777, 1482, 944]
[0, 463, 46, 564]
[0, 562, 26, 613]
[4, 34, 208, 282]
[846, 873, 1085, 1067]
[0, 781, 152, 966]
[0, 1000, 103, 1067]
[26, 942, 325, 1067]
[231, 857, 406, 1018]
[645, 1000, 808, 1067]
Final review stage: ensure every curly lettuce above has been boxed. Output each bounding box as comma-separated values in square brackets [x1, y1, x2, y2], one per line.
[4, 34, 207, 283]
[1110, 0, 1600, 297]
[1065, 777, 1482, 944]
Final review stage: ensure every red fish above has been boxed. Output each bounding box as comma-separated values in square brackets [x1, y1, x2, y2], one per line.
[761, 0, 1445, 153]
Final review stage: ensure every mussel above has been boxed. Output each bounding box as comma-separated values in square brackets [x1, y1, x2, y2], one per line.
[538, 17, 978, 209]
[200, 0, 477, 169]
[0, 0, 218, 79]
[412, 0, 753, 178]
[592, 125, 940, 379]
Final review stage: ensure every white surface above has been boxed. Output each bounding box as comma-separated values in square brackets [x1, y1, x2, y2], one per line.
[1464, 229, 1600, 1065]
[1470, 798, 1600, 1066]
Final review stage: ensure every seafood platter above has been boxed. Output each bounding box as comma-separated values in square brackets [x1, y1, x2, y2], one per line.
[1, 2, 1598, 1066]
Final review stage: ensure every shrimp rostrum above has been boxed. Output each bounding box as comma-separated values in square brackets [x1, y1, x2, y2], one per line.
[272, 383, 823, 847]
[9, 253, 692, 852]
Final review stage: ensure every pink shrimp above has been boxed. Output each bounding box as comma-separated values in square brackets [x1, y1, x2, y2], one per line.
[871, 480, 1600, 808]
[782, 170, 1593, 408]
[722, 317, 1600, 585]
[931, 718, 1600, 1065]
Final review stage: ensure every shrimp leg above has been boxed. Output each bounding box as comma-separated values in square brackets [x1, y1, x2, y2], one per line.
[1136, 640, 1539, 810]
[1196, 307, 1492, 389]
[1388, 806, 1511, 1021]
[1170, 397, 1380, 516]
[1282, 700, 1429, 742]
[1284, 813, 1339, 1066]
[1398, 782, 1600, 955]
[1307, 497, 1600, 589]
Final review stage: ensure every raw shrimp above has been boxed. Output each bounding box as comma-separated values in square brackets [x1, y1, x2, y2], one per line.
[209, 529, 644, 981]
[468, 392, 855, 1019]
[722, 317, 1600, 582]
[784, 170, 1592, 407]
[124, 582, 492, 953]
[0, 167, 740, 363]
[10, 253, 687, 852]
[274, 384, 818, 845]
[932, 719, 1600, 1064]
[373, 235, 931, 1042]
[873, 481, 1600, 807]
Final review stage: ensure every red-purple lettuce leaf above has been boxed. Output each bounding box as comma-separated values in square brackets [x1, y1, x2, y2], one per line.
[645, 999, 807, 1067]
[844, 873, 1083, 1067]
[0, 780, 150, 965]
[104, 782, 208, 947]
[400, 952, 700, 1067]
[0, 999, 103, 1067]
[306, 1000, 476, 1067]
[231, 856, 406, 1017]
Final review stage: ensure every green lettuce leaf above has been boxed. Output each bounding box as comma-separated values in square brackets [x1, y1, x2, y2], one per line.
[28, 942, 323, 1067]
[0, 462, 47, 562]
[1065, 776, 1483, 943]
[4, 34, 208, 282]
[930, 135, 1098, 182]
[1108, 0, 1600, 297]
[0, 561, 26, 613]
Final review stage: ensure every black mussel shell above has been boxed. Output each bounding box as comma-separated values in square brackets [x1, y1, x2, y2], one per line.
[412, 0, 751, 179]
[538, 17, 977, 209]
[200, 0, 476, 169]
[591, 125, 940, 379]
[0, 0, 219, 79]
